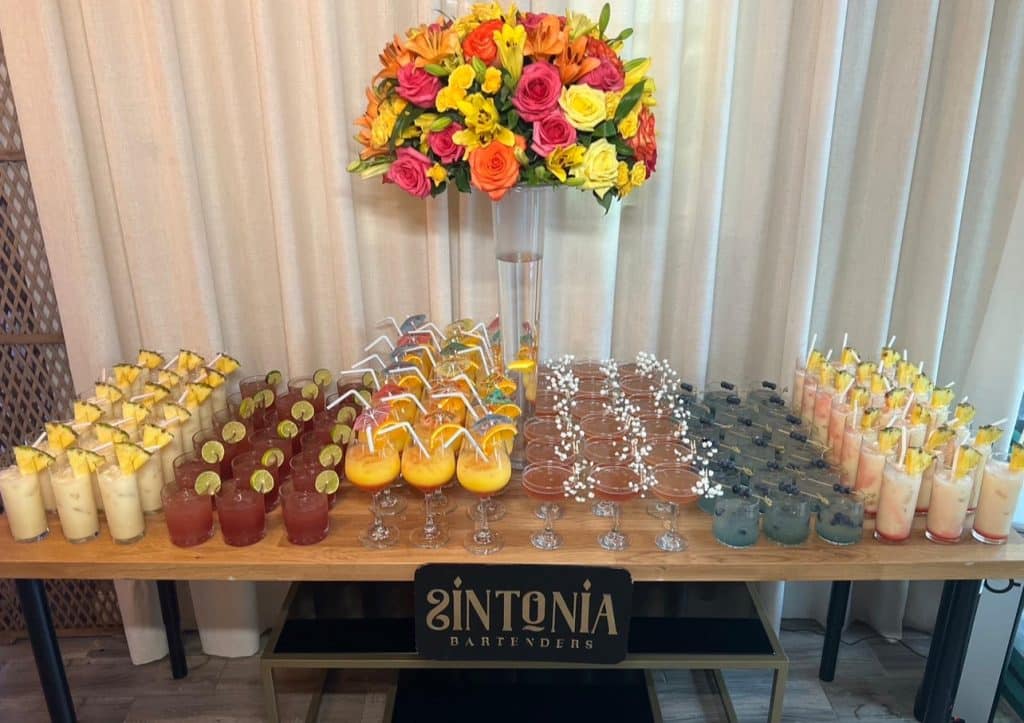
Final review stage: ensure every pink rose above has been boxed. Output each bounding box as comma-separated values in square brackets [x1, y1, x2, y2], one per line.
[428, 123, 464, 164]
[530, 112, 577, 157]
[521, 12, 564, 32]
[580, 58, 624, 92]
[512, 61, 562, 122]
[396, 64, 441, 108]
[385, 147, 433, 198]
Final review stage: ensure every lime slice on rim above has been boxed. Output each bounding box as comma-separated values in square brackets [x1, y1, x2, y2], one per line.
[361, 372, 375, 388]
[336, 407, 356, 425]
[260, 447, 285, 468]
[291, 400, 315, 422]
[265, 370, 283, 387]
[330, 423, 352, 445]
[238, 397, 256, 420]
[319, 444, 344, 467]
[254, 388, 275, 408]
[222, 420, 246, 443]
[357, 389, 372, 405]
[315, 469, 340, 495]
[277, 419, 299, 438]
[301, 382, 320, 401]
[195, 470, 221, 496]
[250, 469, 275, 494]
[313, 368, 332, 387]
[201, 440, 225, 463]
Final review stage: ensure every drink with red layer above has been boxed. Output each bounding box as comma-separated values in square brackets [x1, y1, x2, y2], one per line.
[161, 483, 213, 547]
[280, 482, 328, 545]
[216, 480, 266, 546]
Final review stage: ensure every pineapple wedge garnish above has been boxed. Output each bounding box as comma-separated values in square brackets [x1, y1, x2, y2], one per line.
[806, 349, 826, 374]
[925, 425, 956, 453]
[163, 401, 191, 423]
[952, 402, 975, 428]
[112, 363, 143, 390]
[122, 401, 150, 424]
[114, 442, 152, 474]
[818, 365, 836, 387]
[904, 447, 933, 475]
[14, 446, 55, 474]
[68, 447, 105, 476]
[930, 387, 955, 410]
[896, 360, 918, 388]
[177, 349, 205, 374]
[45, 421, 78, 451]
[74, 400, 103, 424]
[1010, 442, 1024, 472]
[840, 346, 859, 368]
[954, 446, 983, 477]
[141, 424, 174, 449]
[834, 370, 855, 394]
[210, 353, 240, 376]
[95, 422, 130, 444]
[95, 381, 123, 402]
[200, 367, 226, 389]
[157, 369, 182, 389]
[185, 382, 213, 408]
[880, 347, 901, 369]
[907, 403, 930, 427]
[860, 408, 882, 431]
[884, 387, 911, 413]
[870, 373, 889, 396]
[877, 427, 902, 454]
[913, 374, 933, 397]
[848, 387, 871, 411]
[856, 362, 877, 386]
[143, 382, 171, 405]
[975, 424, 1003, 447]
[137, 349, 165, 369]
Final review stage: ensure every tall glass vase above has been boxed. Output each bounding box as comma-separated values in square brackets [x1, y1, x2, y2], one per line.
[493, 186, 549, 469]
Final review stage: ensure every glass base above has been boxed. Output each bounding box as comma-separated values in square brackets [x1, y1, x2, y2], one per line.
[378, 489, 407, 516]
[592, 500, 615, 518]
[713, 536, 756, 549]
[531, 529, 563, 550]
[816, 532, 860, 546]
[411, 525, 449, 549]
[115, 531, 147, 545]
[286, 529, 329, 545]
[223, 530, 266, 547]
[598, 530, 629, 551]
[971, 528, 1007, 545]
[465, 528, 504, 555]
[360, 522, 398, 549]
[873, 529, 909, 544]
[144, 508, 163, 516]
[66, 530, 99, 544]
[647, 500, 672, 520]
[14, 529, 49, 543]
[655, 530, 686, 552]
[467, 498, 505, 522]
[429, 491, 457, 515]
[535, 503, 563, 520]
[925, 529, 963, 544]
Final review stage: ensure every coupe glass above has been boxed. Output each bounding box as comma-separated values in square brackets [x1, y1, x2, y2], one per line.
[592, 465, 638, 551]
[522, 462, 570, 550]
[651, 463, 698, 552]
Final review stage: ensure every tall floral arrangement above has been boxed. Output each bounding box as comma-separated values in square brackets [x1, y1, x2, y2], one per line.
[348, 3, 657, 210]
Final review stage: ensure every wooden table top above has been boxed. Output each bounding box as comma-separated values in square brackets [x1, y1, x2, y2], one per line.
[3, 483, 1023, 582]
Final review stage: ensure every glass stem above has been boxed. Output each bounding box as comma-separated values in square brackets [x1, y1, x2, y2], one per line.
[543, 504, 554, 534]
[668, 501, 679, 534]
[611, 502, 621, 534]
[371, 491, 384, 530]
[478, 498, 491, 535]
[423, 494, 436, 536]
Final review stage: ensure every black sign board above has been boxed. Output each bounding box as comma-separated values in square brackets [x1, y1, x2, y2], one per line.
[414, 564, 633, 664]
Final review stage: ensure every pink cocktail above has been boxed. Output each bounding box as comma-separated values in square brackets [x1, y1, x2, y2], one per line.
[216, 481, 266, 546]
[827, 402, 849, 465]
[840, 426, 863, 485]
[287, 376, 328, 414]
[161, 483, 214, 547]
[231, 450, 281, 512]
[854, 438, 886, 516]
[289, 452, 339, 508]
[280, 482, 329, 545]
[811, 388, 833, 445]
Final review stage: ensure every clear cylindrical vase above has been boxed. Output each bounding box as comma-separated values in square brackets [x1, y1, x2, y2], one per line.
[494, 186, 549, 469]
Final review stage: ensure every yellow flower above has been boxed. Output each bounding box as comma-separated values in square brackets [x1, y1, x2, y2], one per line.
[472, 2, 505, 22]
[572, 139, 619, 198]
[565, 11, 596, 41]
[623, 58, 651, 91]
[428, 164, 448, 187]
[605, 90, 623, 118]
[453, 93, 514, 151]
[449, 64, 476, 91]
[545, 144, 585, 183]
[482, 67, 503, 94]
[618, 107, 640, 139]
[369, 98, 406, 148]
[436, 85, 467, 112]
[641, 78, 657, 108]
[559, 84, 606, 132]
[494, 23, 526, 83]
[630, 162, 647, 187]
[616, 162, 632, 198]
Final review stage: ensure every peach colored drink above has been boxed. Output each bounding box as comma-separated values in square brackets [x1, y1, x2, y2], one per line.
[854, 439, 887, 516]
[925, 468, 971, 543]
[972, 456, 1024, 544]
[875, 459, 923, 543]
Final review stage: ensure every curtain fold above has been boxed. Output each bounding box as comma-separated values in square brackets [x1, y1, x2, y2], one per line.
[2, 0, 1022, 662]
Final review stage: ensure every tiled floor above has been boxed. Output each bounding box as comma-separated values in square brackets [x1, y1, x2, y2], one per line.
[0, 621, 1020, 722]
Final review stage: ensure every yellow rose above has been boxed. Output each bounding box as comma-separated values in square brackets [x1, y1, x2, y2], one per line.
[559, 85, 607, 132]
[617, 107, 639, 139]
[436, 85, 467, 112]
[630, 162, 647, 187]
[573, 139, 619, 198]
[545, 144, 585, 183]
[615, 161, 633, 198]
[427, 164, 448, 187]
[449, 64, 476, 91]
[482, 67, 503, 94]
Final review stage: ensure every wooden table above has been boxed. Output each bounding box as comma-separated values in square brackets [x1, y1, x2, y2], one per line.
[4, 483, 1023, 723]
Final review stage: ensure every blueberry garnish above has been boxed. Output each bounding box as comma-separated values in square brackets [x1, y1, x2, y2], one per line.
[721, 381, 735, 390]
[726, 395, 742, 405]
[762, 381, 777, 390]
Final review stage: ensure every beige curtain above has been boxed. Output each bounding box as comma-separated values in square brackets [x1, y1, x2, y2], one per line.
[2, 0, 1023, 660]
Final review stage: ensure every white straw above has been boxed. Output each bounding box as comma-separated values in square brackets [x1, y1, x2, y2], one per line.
[918, 360, 924, 373]
[376, 421, 429, 456]
[338, 368, 380, 390]
[412, 325, 443, 347]
[376, 317, 402, 336]
[177, 391, 189, 404]
[842, 332, 848, 350]
[33, 432, 47, 446]
[209, 352, 224, 366]
[960, 396, 969, 404]
[805, 333, 818, 367]
[92, 443, 113, 453]
[899, 426, 908, 466]
[952, 445, 961, 477]
[367, 427, 375, 454]
[467, 324, 494, 353]
[943, 381, 955, 388]
[825, 348, 833, 362]
[988, 418, 1008, 428]
[130, 393, 155, 402]
[455, 345, 493, 375]
[162, 353, 180, 370]
[353, 354, 387, 369]
[408, 345, 438, 367]
[364, 335, 395, 353]
[888, 335, 896, 348]
[432, 391, 482, 420]
[903, 349, 908, 364]
[451, 374, 485, 406]
[380, 393, 427, 415]
[329, 389, 371, 410]
[446, 426, 485, 457]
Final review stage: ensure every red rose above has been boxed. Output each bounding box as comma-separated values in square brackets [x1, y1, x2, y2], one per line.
[511, 61, 562, 122]
[580, 57, 624, 91]
[396, 64, 441, 108]
[428, 123, 464, 164]
[385, 147, 433, 198]
[531, 111, 576, 157]
[462, 20, 503, 65]
[627, 107, 657, 176]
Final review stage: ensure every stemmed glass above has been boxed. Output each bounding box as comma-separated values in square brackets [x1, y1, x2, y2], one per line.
[454, 428, 513, 555]
[584, 438, 624, 518]
[522, 462, 570, 550]
[397, 422, 455, 548]
[650, 462, 698, 551]
[412, 409, 461, 515]
[591, 465, 638, 551]
[343, 429, 401, 549]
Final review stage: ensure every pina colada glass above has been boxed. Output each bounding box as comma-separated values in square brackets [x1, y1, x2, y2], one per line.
[344, 436, 401, 549]
[925, 468, 972, 543]
[875, 459, 924, 543]
[49, 460, 99, 543]
[0, 466, 49, 542]
[973, 453, 1024, 544]
[458, 446, 513, 555]
[401, 443, 455, 548]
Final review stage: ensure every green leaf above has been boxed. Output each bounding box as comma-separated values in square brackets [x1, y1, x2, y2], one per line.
[424, 63, 449, 77]
[506, 109, 520, 129]
[616, 28, 634, 42]
[622, 57, 648, 73]
[389, 108, 415, 151]
[430, 116, 453, 132]
[613, 139, 636, 158]
[599, 3, 611, 36]
[346, 160, 362, 173]
[471, 57, 487, 82]
[453, 165, 471, 193]
[592, 120, 616, 138]
[596, 190, 615, 214]
[614, 81, 645, 122]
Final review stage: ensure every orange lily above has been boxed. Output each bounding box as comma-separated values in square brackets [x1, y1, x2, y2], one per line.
[404, 25, 460, 68]
[354, 88, 389, 160]
[555, 36, 600, 85]
[375, 35, 413, 81]
[524, 15, 565, 58]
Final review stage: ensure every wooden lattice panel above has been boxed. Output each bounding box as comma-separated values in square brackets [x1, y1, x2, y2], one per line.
[0, 343, 76, 467]
[0, 36, 21, 155]
[0, 579, 121, 638]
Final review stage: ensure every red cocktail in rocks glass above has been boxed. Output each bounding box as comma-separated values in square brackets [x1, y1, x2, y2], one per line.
[192, 427, 233, 479]
[289, 451, 340, 509]
[231, 450, 281, 512]
[238, 375, 272, 400]
[275, 389, 316, 435]
[250, 429, 293, 471]
[592, 465, 639, 551]
[288, 375, 330, 414]
[522, 463, 570, 550]
[172, 453, 220, 493]
[161, 483, 214, 547]
[279, 482, 329, 545]
[650, 462, 699, 552]
[228, 392, 275, 432]
[215, 480, 266, 546]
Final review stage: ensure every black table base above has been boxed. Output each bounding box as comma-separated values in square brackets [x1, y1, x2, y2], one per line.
[157, 580, 188, 679]
[818, 580, 851, 682]
[15, 579, 76, 723]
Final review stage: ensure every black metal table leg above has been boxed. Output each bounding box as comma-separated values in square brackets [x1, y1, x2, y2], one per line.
[920, 580, 982, 723]
[157, 580, 188, 679]
[913, 579, 957, 720]
[818, 580, 851, 682]
[15, 579, 76, 723]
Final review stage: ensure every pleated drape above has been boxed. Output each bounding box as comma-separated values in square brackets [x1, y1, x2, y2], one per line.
[2, 0, 1022, 658]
